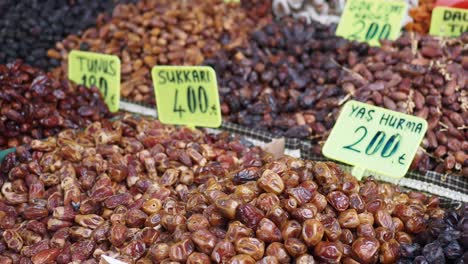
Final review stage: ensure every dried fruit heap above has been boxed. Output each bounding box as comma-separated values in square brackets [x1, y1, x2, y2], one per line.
[0, 116, 445, 263]
[0, 116, 264, 263]
[206, 18, 468, 176]
[0, 0, 136, 69]
[405, 0, 437, 34]
[0, 61, 111, 149]
[398, 204, 468, 263]
[48, 0, 272, 104]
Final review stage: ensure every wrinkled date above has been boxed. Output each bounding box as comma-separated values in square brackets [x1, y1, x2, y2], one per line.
[0, 61, 111, 149]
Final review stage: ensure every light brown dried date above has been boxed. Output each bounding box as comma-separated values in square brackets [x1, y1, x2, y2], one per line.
[327, 191, 350, 212]
[338, 209, 360, 229]
[351, 237, 380, 264]
[235, 237, 265, 260]
[284, 238, 307, 257]
[30, 248, 60, 264]
[302, 219, 324, 247]
[169, 239, 194, 262]
[314, 241, 343, 263]
[109, 223, 128, 247]
[258, 169, 285, 195]
[191, 229, 217, 255]
[149, 243, 170, 262]
[211, 240, 236, 263]
[256, 218, 282, 243]
[266, 242, 291, 264]
[187, 252, 211, 264]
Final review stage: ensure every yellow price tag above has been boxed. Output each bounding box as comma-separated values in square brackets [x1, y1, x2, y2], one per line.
[68, 50, 120, 112]
[151, 66, 222, 128]
[336, 0, 407, 46]
[429, 6, 468, 37]
[322, 101, 428, 179]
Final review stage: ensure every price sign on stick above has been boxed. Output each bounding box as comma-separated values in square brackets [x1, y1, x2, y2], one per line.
[322, 100, 427, 179]
[152, 66, 222, 128]
[68, 50, 120, 112]
[429, 6, 468, 37]
[336, 0, 407, 46]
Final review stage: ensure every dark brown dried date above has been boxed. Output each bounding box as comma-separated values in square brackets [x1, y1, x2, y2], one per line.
[0, 61, 111, 149]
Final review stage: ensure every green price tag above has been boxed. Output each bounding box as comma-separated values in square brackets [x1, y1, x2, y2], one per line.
[429, 6, 468, 37]
[336, 0, 407, 46]
[151, 66, 222, 128]
[322, 100, 428, 179]
[68, 50, 120, 112]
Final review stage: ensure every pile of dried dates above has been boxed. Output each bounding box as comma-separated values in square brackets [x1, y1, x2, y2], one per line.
[0, 115, 447, 263]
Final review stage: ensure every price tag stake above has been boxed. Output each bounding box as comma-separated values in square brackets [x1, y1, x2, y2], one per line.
[336, 0, 407, 46]
[151, 66, 222, 128]
[68, 50, 121, 112]
[323, 100, 428, 179]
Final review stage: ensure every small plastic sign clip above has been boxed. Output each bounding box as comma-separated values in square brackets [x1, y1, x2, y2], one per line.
[351, 167, 366, 180]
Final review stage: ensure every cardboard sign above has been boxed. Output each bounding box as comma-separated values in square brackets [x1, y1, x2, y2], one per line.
[322, 100, 428, 179]
[336, 0, 407, 46]
[68, 50, 120, 112]
[429, 6, 468, 37]
[151, 66, 222, 128]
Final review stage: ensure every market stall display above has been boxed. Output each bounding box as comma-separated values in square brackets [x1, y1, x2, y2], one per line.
[0, 116, 448, 263]
[0, 0, 466, 263]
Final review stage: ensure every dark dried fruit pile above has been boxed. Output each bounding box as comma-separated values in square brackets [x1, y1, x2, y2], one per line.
[206, 17, 368, 139]
[206, 18, 468, 176]
[350, 34, 467, 177]
[48, 0, 272, 104]
[0, 0, 135, 69]
[0, 61, 111, 149]
[397, 204, 468, 264]
[0, 116, 445, 263]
